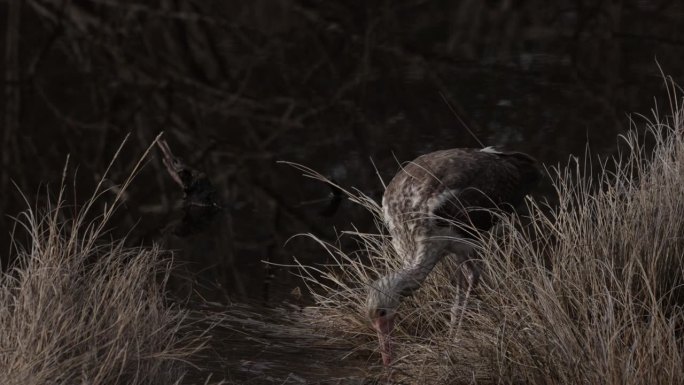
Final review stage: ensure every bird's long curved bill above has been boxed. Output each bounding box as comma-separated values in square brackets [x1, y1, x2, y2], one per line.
[374, 317, 395, 366]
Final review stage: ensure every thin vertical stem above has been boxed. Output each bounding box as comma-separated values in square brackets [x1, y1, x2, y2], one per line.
[3, 0, 21, 193]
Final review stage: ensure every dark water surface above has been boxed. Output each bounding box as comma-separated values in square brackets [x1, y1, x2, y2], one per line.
[4, 1, 684, 382]
[187, 304, 376, 384]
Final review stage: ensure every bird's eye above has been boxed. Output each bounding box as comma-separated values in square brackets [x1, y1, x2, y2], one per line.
[378, 309, 387, 317]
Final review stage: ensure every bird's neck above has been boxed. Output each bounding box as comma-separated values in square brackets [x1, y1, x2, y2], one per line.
[391, 250, 443, 298]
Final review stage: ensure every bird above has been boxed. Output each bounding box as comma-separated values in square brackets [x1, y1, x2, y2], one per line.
[366, 147, 539, 366]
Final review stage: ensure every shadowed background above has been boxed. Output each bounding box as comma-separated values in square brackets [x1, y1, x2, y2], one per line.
[2, 0, 684, 304]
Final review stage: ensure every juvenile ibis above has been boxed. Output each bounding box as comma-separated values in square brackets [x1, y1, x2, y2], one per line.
[366, 147, 539, 365]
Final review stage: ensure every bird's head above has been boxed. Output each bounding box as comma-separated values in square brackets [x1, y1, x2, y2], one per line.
[366, 275, 406, 366]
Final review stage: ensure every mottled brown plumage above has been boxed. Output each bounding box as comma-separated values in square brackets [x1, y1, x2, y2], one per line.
[367, 147, 539, 365]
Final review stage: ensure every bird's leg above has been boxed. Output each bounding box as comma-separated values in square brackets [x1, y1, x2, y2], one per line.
[448, 268, 466, 336]
[449, 257, 480, 336]
[448, 273, 462, 336]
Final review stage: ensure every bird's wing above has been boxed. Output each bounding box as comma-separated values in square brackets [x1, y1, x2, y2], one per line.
[429, 151, 535, 234]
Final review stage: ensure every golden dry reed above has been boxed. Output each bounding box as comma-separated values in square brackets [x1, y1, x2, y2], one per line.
[295, 80, 684, 384]
[0, 136, 207, 385]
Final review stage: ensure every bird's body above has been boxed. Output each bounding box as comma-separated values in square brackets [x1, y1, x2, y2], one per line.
[367, 147, 539, 365]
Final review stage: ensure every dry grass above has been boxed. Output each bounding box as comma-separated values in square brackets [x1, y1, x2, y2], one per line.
[295, 82, 684, 384]
[0, 137, 209, 385]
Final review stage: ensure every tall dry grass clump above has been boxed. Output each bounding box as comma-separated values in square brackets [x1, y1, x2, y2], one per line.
[0, 138, 206, 385]
[296, 84, 684, 384]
